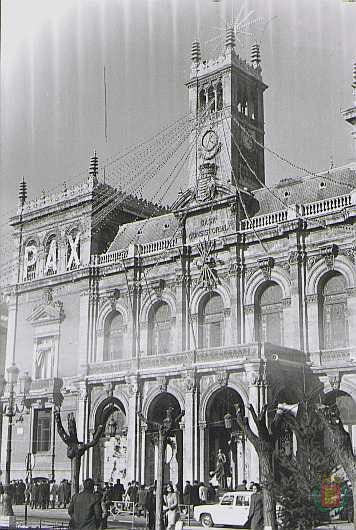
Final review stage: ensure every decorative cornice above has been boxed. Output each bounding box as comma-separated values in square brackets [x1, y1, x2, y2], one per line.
[321, 244, 339, 270]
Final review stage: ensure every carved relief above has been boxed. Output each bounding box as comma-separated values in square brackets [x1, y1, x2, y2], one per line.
[183, 371, 196, 392]
[257, 256, 275, 280]
[321, 244, 338, 270]
[125, 376, 139, 397]
[327, 373, 341, 391]
[215, 370, 228, 387]
[306, 294, 318, 304]
[156, 376, 167, 393]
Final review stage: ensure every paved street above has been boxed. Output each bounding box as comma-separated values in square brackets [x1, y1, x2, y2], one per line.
[12, 506, 354, 530]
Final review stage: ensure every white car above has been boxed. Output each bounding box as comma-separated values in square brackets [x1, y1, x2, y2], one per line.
[193, 491, 252, 528]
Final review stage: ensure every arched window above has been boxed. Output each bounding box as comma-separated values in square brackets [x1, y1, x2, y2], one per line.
[318, 272, 348, 350]
[66, 229, 81, 270]
[24, 239, 38, 281]
[199, 89, 206, 111]
[148, 302, 171, 355]
[216, 82, 223, 111]
[44, 235, 57, 276]
[208, 85, 215, 113]
[104, 311, 125, 361]
[199, 293, 224, 348]
[255, 282, 283, 345]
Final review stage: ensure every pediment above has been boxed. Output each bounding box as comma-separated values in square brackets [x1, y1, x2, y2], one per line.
[27, 301, 64, 325]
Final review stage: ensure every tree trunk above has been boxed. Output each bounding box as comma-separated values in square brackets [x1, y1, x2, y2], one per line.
[260, 453, 276, 530]
[155, 431, 165, 530]
[71, 456, 81, 497]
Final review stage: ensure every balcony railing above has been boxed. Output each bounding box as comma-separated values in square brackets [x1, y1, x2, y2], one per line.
[300, 193, 352, 217]
[87, 342, 307, 377]
[311, 347, 354, 366]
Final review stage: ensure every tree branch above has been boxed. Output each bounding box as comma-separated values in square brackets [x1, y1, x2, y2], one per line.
[54, 410, 71, 445]
[83, 424, 104, 450]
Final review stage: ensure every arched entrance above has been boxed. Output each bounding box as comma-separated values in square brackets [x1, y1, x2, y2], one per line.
[92, 398, 128, 486]
[205, 387, 245, 489]
[145, 392, 183, 488]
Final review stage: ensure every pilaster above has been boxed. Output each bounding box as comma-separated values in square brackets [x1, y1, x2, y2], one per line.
[126, 376, 139, 482]
[183, 371, 196, 483]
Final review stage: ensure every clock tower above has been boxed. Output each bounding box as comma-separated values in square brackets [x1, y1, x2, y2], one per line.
[186, 27, 267, 200]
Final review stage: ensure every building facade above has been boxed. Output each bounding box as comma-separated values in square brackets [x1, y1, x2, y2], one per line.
[1, 29, 356, 489]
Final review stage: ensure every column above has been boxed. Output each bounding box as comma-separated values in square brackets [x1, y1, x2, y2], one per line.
[183, 372, 196, 483]
[306, 295, 319, 353]
[347, 292, 356, 356]
[5, 295, 17, 368]
[199, 422, 208, 483]
[236, 435, 246, 485]
[140, 425, 147, 484]
[244, 305, 255, 344]
[126, 376, 139, 482]
[76, 383, 88, 480]
[245, 364, 260, 483]
[78, 290, 91, 371]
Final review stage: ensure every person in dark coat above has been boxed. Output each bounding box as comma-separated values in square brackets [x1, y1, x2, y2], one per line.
[68, 478, 102, 530]
[113, 479, 125, 501]
[145, 485, 156, 530]
[190, 481, 200, 507]
[247, 484, 264, 530]
[183, 481, 191, 507]
[63, 479, 71, 507]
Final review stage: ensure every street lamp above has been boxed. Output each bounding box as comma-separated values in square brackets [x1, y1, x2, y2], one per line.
[0, 364, 31, 527]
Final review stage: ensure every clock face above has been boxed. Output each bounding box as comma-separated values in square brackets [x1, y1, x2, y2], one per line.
[202, 129, 218, 151]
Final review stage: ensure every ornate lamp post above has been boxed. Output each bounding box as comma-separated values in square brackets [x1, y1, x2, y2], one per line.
[0, 364, 31, 527]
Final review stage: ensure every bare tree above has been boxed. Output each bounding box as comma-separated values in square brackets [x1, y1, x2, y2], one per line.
[317, 403, 356, 530]
[55, 410, 104, 496]
[235, 404, 280, 530]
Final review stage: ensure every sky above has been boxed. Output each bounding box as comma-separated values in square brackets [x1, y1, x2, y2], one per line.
[0, 0, 355, 235]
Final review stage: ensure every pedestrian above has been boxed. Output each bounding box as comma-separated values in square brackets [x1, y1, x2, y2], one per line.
[199, 482, 208, 504]
[138, 484, 147, 516]
[246, 483, 263, 530]
[64, 479, 71, 507]
[19, 479, 26, 504]
[145, 485, 156, 530]
[100, 484, 111, 529]
[50, 480, 58, 509]
[113, 479, 125, 501]
[207, 482, 216, 503]
[0, 481, 3, 505]
[68, 478, 102, 530]
[191, 480, 200, 507]
[163, 483, 179, 530]
[183, 480, 191, 508]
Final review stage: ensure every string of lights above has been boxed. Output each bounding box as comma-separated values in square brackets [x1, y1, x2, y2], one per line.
[221, 110, 269, 256]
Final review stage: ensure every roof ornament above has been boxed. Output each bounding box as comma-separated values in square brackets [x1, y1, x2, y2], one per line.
[89, 149, 99, 187]
[18, 177, 27, 208]
[251, 42, 261, 69]
[225, 26, 236, 51]
[191, 41, 201, 64]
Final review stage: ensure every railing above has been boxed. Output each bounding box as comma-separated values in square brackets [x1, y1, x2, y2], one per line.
[310, 348, 355, 366]
[95, 249, 128, 266]
[139, 237, 180, 256]
[300, 193, 352, 217]
[240, 209, 288, 231]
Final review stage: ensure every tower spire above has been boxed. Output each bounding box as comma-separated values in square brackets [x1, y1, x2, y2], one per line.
[191, 41, 201, 65]
[251, 42, 261, 69]
[89, 149, 99, 186]
[225, 26, 236, 52]
[18, 177, 27, 208]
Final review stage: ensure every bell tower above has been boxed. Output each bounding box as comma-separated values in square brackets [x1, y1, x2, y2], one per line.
[186, 27, 267, 201]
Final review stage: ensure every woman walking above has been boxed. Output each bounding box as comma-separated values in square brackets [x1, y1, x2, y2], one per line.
[163, 483, 179, 530]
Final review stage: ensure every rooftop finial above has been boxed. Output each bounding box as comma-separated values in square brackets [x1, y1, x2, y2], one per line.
[89, 149, 99, 185]
[191, 41, 201, 64]
[251, 42, 261, 69]
[225, 26, 236, 51]
[18, 177, 27, 208]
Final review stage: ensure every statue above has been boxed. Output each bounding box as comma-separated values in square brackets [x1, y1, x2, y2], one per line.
[215, 448, 227, 489]
[55, 410, 104, 496]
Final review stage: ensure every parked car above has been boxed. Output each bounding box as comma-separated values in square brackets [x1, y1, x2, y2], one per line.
[193, 491, 252, 528]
